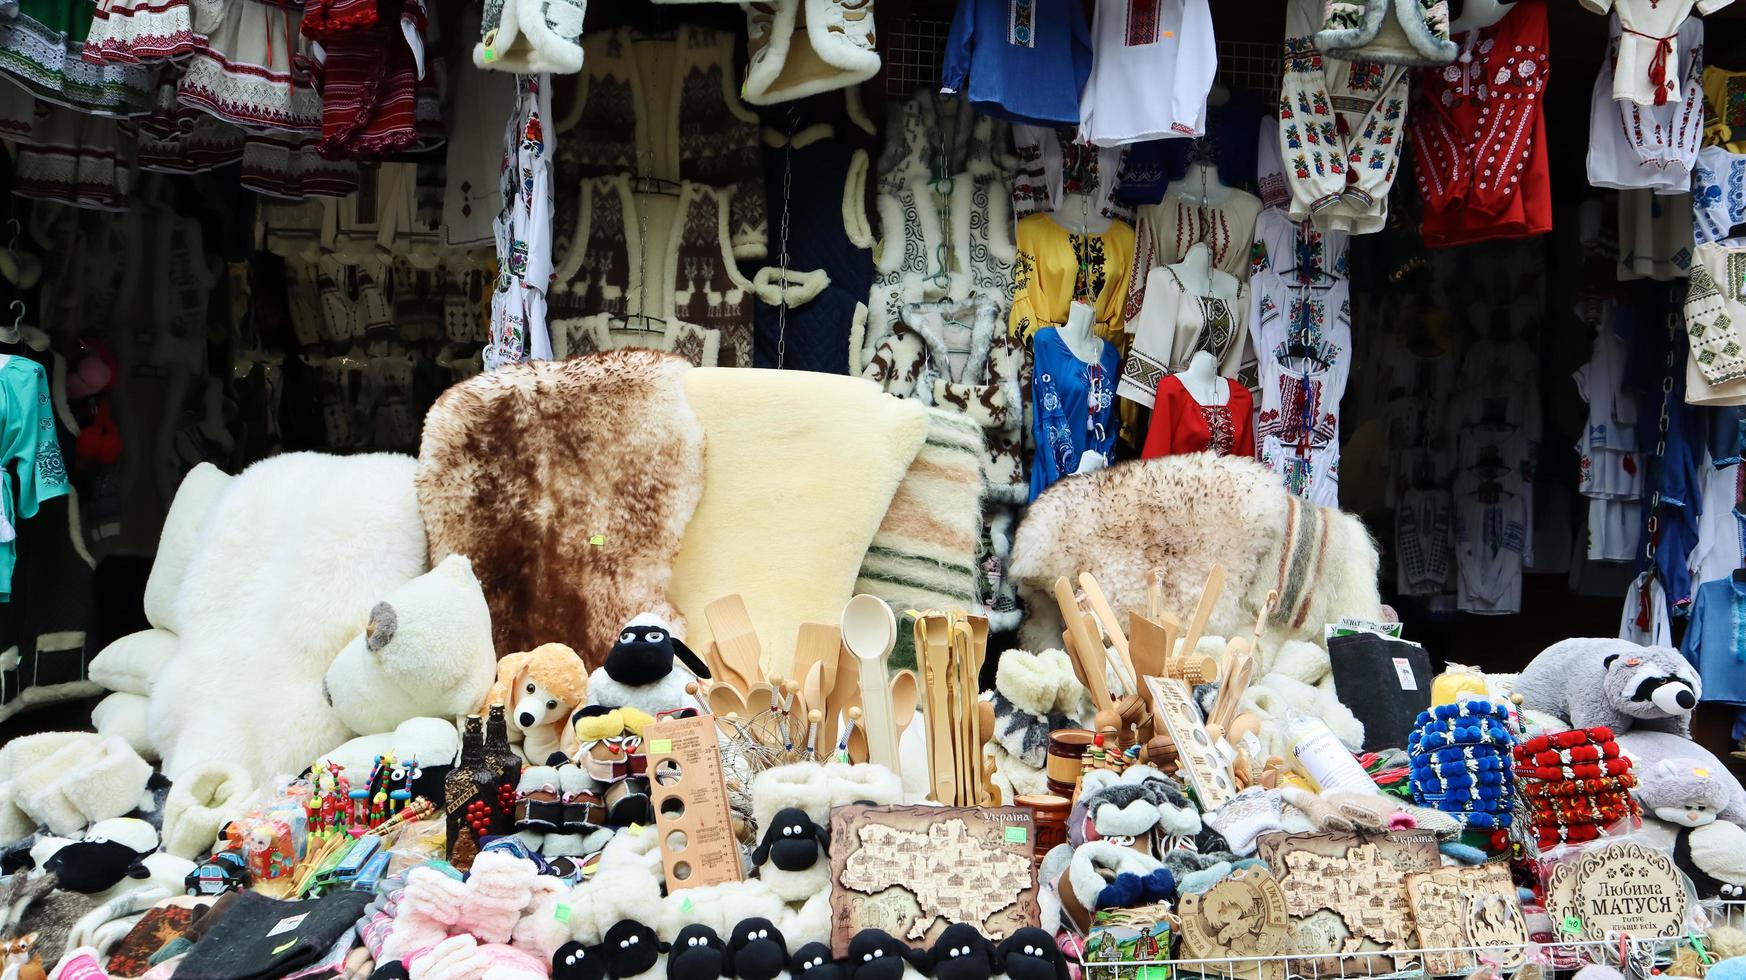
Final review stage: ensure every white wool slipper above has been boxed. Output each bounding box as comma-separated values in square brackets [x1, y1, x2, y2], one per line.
[571, 854, 663, 944]
[512, 876, 573, 962]
[1268, 640, 1332, 687]
[996, 649, 1066, 717]
[63, 737, 153, 827]
[752, 763, 832, 831]
[782, 889, 832, 948]
[742, 0, 880, 105]
[658, 878, 787, 940]
[822, 761, 902, 808]
[161, 762, 255, 858]
[18, 738, 103, 836]
[91, 693, 158, 763]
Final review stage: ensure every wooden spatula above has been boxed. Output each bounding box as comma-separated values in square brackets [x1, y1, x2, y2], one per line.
[1055, 577, 1112, 710]
[792, 623, 841, 697]
[705, 595, 763, 694]
[919, 613, 956, 803]
[1079, 573, 1135, 692]
[1175, 565, 1225, 668]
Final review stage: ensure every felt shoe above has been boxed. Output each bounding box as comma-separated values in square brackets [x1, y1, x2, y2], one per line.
[460, 851, 538, 944]
[558, 765, 603, 832]
[513, 767, 562, 831]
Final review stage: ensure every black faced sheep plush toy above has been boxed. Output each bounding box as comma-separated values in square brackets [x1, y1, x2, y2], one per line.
[846, 930, 924, 980]
[669, 925, 730, 980]
[727, 919, 788, 980]
[587, 614, 713, 717]
[789, 944, 844, 980]
[555, 941, 608, 980]
[752, 807, 830, 899]
[602, 920, 669, 980]
[923, 925, 997, 980]
[994, 930, 1068, 980]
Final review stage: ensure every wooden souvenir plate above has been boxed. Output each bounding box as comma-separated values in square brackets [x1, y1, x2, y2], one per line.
[1176, 867, 1290, 980]
[1570, 841, 1690, 942]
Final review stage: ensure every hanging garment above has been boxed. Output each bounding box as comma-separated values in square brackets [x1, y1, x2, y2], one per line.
[82, 0, 201, 64]
[10, 107, 135, 211]
[1141, 375, 1254, 458]
[1705, 66, 1746, 152]
[1249, 265, 1352, 505]
[1679, 577, 1746, 706]
[1621, 570, 1672, 645]
[1009, 213, 1135, 344]
[1396, 488, 1454, 596]
[1114, 94, 1265, 207]
[1277, 0, 1412, 235]
[484, 75, 554, 370]
[742, 0, 880, 105]
[1120, 264, 1248, 406]
[0, 355, 70, 602]
[1123, 185, 1263, 323]
[1586, 14, 1705, 193]
[0, 0, 152, 114]
[549, 175, 752, 367]
[1579, 0, 1728, 106]
[571, 26, 766, 259]
[1029, 326, 1120, 500]
[941, 0, 1092, 128]
[753, 124, 875, 372]
[1694, 146, 1746, 245]
[1573, 321, 1643, 562]
[443, 47, 516, 246]
[177, 0, 322, 132]
[471, 0, 584, 73]
[1452, 426, 1531, 614]
[1011, 125, 1131, 224]
[1690, 457, 1744, 587]
[1686, 242, 1746, 389]
[866, 93, 1017, 358]
[1408, 0, 1550, 247]
[1251, 207, 1349, 285]
[1618, 188, 1695, 280]
[1077, 0, 1217, 145]
[1314, 0, 1457, 66]
[309, 0, 438, 159]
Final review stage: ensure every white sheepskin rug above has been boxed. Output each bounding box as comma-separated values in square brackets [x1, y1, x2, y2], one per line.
[148, 452, 429, 787]
[1010, 455, 1382, 652]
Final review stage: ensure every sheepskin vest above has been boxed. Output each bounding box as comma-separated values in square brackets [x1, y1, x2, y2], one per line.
[743, 0, 880, 105]
[1315, 0, 1457, 66]
[865, 92, 1017, 364]
[571, 27, 766, 259]
[549, 175, 751, 367]
[752, 124, 876, 373]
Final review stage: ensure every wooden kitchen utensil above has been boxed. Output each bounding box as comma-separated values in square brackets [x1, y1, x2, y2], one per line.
[704, 595, 763, 694]
[1174, 565, 1225, 667]
[1078, 572, 1135, 691]
[792, 623, 841, 697]
[842, 594, 900, 773]
[1055, 577, 1112, 710]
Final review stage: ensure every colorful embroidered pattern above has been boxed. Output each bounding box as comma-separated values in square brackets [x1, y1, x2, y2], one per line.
[1009, 0, 1035, 47]
[1125, 0, 1161, 46]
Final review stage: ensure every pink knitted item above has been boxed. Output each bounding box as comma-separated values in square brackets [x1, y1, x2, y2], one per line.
[384, 869, 471, 960]
[459, 852, 538, 944]
[410, 935, 547, 980]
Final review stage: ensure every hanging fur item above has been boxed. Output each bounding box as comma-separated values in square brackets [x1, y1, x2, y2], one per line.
[473, 0, 585, 74]
[1313, 0, 1458, 66]
[743, 0, 880, 105]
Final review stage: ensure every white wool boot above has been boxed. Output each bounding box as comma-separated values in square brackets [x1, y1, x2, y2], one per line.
[742, 0, 880, 105]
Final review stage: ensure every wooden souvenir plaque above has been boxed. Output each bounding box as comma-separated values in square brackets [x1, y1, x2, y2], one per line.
[1256, 830, 1439, 970]
[645, 713, 743, 891]
[1404, 864, 1528, 975]
[829, 804, 1038, 957]
[1543, 840, 1690, 943]
[1142, 676, 1236, 809]
[1176, 867, 1290, 980]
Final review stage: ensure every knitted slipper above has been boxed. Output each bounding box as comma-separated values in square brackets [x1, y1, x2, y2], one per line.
[462, 852, 538, 944]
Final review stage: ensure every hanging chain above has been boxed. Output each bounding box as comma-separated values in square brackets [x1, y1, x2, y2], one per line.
[775, 105, 797, 369]
[1643, 304, 1679, 566]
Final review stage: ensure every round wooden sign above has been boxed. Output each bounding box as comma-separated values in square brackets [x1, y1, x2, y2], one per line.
[1178, 867, 1292, 963]
[1564, 841, 1691, 942]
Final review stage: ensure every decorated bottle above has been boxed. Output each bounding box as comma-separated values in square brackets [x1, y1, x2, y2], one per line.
[445, 715, 496, 852]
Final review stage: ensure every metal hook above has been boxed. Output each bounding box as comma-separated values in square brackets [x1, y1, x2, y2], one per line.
[9, 300, 23, 329]
[6, 218, 19, 254]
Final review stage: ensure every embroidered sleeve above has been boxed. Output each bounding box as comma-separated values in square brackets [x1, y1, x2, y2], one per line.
[1009, 236, 1041, 339]
[1409, 78, 1466, 215]
[1344, 66, 1412, 212]
[941, 0, 976, 95]
[1577, 0, 1611, 13]
[1469, 39, 1548, 219]
[1685, 260, 1746, 386]
[10, 366, 68, 518]
[1122, 210, 1158, 326]
[1680, 586, 1705, 663]
[1695, 0, 1730, 14]
[1278, 0, 1350, 216]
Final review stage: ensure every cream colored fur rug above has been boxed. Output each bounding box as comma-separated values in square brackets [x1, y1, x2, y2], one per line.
[668, 369, 928, 662]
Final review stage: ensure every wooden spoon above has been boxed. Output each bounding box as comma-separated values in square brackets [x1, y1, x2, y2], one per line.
[792, 623, 841, 696]
[890, 669, 919, 736]
[842, 594, 900, 772]
[705, 595, 763, 693]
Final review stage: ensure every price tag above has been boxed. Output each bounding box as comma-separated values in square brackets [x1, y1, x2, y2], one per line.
[1005, 826, 1029, 844]
[649, 739, 672, 754]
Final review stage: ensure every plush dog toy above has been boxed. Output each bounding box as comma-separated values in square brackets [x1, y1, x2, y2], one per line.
[483, 644, 591, 764]
[587, 614, 712, 717]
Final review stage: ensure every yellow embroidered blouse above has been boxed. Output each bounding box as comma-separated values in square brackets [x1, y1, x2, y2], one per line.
[1009, 214, 1136, 345]
[1705, 67, 1746, 153]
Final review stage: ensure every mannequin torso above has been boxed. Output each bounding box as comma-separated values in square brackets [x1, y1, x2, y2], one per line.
[1171, 163, 1234, 207]
[1053, 193, 1114, 235]
[1059, 301, 1107, 365]
[1177, 350, 1225, 405]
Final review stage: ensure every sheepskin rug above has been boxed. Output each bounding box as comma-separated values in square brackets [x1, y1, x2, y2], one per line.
[417, 352, 705, 667]
[1010, 454, 1382, 651]
[148, 452, 428, 786]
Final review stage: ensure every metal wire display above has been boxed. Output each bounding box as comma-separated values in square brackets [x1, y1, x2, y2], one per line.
[880, 23, 1283, 103]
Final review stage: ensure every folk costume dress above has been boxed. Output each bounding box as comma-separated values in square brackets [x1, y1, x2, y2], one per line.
[1119, 264, 1248, 407]
[1122, 185, 1262, 324]
[1408, 0, 1550, 247]
[1277, 0, 1411, 236]
[1587, 14, 1705, 193]
[1009, 213, 1135, 345]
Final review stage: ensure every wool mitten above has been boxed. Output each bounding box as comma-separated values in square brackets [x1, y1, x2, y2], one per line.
[460, 852, 538, 944]
[1204, 788, 1287, 855]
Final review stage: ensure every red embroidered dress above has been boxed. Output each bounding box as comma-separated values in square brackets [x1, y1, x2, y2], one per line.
[1408, 0, 1549, 248]
[1141, 374, 1255, 458]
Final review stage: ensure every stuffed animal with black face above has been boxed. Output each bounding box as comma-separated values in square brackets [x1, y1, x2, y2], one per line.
[924, 925, 996, 980]
[727, 919, 787, 980]
[41, 818, 157, 894]
[669, 925, 729, 980]
[588, 614, 713, 717]
[789, 943, 844, 980]
[752, 808, 829, 872]
[555, 942, 608, 980]
[603, 920, 669, 979]
[846, 930, 921, 980]
[994, 929, 1067, 980]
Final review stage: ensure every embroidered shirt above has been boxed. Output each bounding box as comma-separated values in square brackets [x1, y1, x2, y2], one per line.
[941, 0, 1093, 127]
[1, 356, 69, 603]
[1009, 213, 1136, 344]
[1685, 241, 1746, 388]
[1578, 0, 1731, 107]
[1586, 14, 1706, 193]
[1704, 66, 1746, 152]
[1077, 0, 1218, 146]
[1680, 577, 1746, 705]
[1141, 375, 1255, 458]
[1694, 145, 1746, 245]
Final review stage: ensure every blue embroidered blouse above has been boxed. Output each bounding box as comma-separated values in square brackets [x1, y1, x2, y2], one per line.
[1681, 577, 1746, 706]
[941, 0, 1092, 128]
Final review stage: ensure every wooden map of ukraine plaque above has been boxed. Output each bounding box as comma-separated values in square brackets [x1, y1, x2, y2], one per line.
[829, 804, 1039, 957]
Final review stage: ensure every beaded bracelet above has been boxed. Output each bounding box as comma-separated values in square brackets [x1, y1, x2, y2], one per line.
[1513, 727, 1617, 755]
[1517, 773, 1638, 799]
[1413, 701, 1513, 727]
[1515, 743, 1619, 767]
[1515, 758, 1633, 782]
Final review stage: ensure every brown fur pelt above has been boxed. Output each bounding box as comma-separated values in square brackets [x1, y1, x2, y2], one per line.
[416, 352, 705, 668]
[1009, 454, 1382, 652]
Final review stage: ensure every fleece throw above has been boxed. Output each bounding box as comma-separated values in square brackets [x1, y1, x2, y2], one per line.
[853, 408, 985, 669]
[1009, 454, 1382, 652]
[417, 352, 705, 668]
[668, 369, 928, 663]
[149, 452, 428, 788]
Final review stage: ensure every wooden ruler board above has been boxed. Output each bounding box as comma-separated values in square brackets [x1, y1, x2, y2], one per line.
[645, 713, 743, 891]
